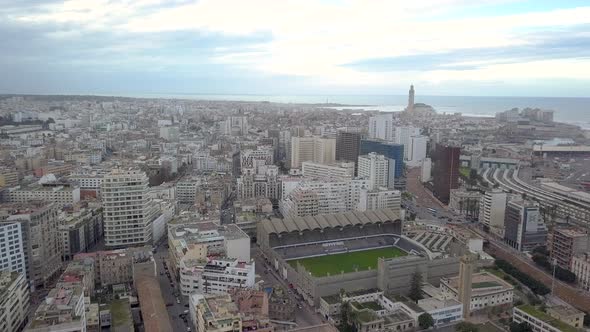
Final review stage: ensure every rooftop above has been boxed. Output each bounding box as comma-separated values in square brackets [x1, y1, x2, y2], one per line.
[444, 272, 513, 295]
[517, 305, 577, 332]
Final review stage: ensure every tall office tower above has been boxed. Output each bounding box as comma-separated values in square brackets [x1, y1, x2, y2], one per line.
[102, 169, 154, 248]
[407, 85, 415, 112]
[290, 136, 336, 169]
[432, 143, 460, 205]
[408, 135, 428, 165]
[458, 253, 476, 319]
[336, 131, 361, 174]
[358, 153, 390, 190]
[0, 221, 26, 278]
[368, 114, 395, 141]
[360, 140, 404, 181]
[504, 199, 547, 252]
[479, 190, 507, 236]
[0, 202, 62, 290]
[394, 126, 421, 160]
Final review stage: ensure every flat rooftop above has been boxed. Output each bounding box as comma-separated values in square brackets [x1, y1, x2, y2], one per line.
[445, 272, 513, 295]
[517, 305, 577, 332]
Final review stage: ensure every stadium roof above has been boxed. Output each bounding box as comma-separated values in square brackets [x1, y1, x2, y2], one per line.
[262, 209, 401, 234]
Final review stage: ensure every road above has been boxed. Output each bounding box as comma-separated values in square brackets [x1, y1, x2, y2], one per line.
[154, 244, 193, 332]
[252, 246, 323, 328]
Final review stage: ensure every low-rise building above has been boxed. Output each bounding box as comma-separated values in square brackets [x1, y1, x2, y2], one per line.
[189, 293, 242, 332]
[179, 257, 255, 297]
[440, 272, 513, 312]
[513, 305, 577, 332]
[547, 306, 585, 329]
[6, 182, 81, 206]
[449, 189, 481, 220]
[0, 271, 30, 332]
[25, 284, 86, 332]
[59, 207, 103, 260]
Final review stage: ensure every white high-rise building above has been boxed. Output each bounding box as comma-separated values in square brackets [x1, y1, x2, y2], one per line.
[408, 135, 428, 166]
[479, 190, 507, 237]
[290, 136, 336, 169]
[358, 153, 389, 190]
[102, 169, 155, 248]
[394, 126, 421, 160]
[357, 188, 401, 212]
[368, 114, 395, 141]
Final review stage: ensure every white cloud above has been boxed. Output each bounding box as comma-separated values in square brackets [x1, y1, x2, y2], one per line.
[12, 0, 590, 87]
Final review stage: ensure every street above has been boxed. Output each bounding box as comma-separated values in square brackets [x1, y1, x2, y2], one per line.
[252, 246, 324, 329]
[153, 244, 193, 332]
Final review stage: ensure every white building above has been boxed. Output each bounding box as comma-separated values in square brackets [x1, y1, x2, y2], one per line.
[0, 271, 30, 332]
[0, 222, 26, 278]
[421, 158, 432, 183]
[6, 183, 81, 206]
[176, 177, 200, 203]
[102, 169, 155, 248]
[358, 153, 389, 190]
[513, 306, 573, 332]
[368, 114, 395, 141]
[395, 126, 421, 160]
[357, 188, 401, 213]
[440, 272, 513, 312]
[290, 136, 336, 169]
[408, 135, 428, 166]
[301, 161, 355, 180]
[479, 190, 507, 237]
[180, 257, 255, 297]
[572, 253, 590, 291]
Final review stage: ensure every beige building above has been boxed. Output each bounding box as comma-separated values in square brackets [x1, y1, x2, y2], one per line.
[550, 227, 589, 270]
[571, 252, 590, 291]
[547, 306, 585, 328]
[6, 182, 81, 206]
[0, 168, 19, 187]
[0, 271, 30, 332]
[441, 271, 513, 314]
[25, 283, 86, 332]
[302, 161, 355, 180]
[190, 293, 242, 332]
[0, 202, 63, 290]
[290, 136, 336, 169]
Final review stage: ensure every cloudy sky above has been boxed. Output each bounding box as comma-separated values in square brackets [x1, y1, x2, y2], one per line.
[1, 0, 589, 96]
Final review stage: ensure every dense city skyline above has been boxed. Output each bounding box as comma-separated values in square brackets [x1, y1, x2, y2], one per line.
[1, 1, 590, 96]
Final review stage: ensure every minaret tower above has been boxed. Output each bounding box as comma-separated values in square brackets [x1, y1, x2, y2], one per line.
[407, 85, 415, 112]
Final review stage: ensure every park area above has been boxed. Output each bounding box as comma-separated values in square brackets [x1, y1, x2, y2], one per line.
[288, 247, 407, 277]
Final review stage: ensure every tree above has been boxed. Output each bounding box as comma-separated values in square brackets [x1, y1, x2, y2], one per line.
[338, 301, 355, 332]
[409, 271, 423, 302]
[418, 313, 434, 329]
[455, 322, 479, 332]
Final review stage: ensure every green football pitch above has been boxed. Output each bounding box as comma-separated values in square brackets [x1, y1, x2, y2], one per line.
[288, 247, 407, 277]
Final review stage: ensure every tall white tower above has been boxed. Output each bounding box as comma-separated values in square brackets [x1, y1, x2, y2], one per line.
[102, 169, 154, 248]
[407, 85, 415, 112]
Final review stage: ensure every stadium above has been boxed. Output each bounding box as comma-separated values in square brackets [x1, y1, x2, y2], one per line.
[257, 209, 460, 305]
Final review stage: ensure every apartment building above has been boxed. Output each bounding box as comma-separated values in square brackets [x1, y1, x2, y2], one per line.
[0, 221, 27, 278]
[368, 114, 395, 141]
[290, 136, 336, 169]
[180, 257, 255, 296]
[571, 253, 590, 291]
[190, 293, 242, 332]
[176, 176, 200, 203]
[360, 140, 404, 180]
[59, 207, 103, 260]
[358, 153, 390, 190]
[0, 271, 30, 332]
[102, 169, 155, 248]
[449, 189, 481, 220]
[6, 182, 81, 206]
[550, 227, 589, 270]
[0, 202, 62, 290]
[25, 284, 86, 332]
[479, 190, 507, 236]
[357, 188, 401, 213]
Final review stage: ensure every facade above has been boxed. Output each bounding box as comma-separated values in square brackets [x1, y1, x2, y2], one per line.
[0, 271, 30, 332]
[368, 114, 395, 142]
[0, 221, 27, 278]
[6, 182, 81, 206]
[240, 148, 274, 170]
[407, 135, 427, 166]
[504, 200, 547, 252]
[237, 165, 280, 200]
[59, 208, 103, 261]
[360, 140, 404, 179]
[176, 176, 200, 203]
[432, 144, 460, 205]
[180, 257, 255, 297]
[0, 202, 62, 290]
[449, 190, 481, 220]
[358, 153, 390, 190]
[25, 284, 86, 332]
[421, 158, 432, 183]
[394, 126, 421, 160]
[290, 136, 336, 169]
[102, 169, 155, 248]
[335, 131, 362, 173]
[357, 188, 401, 213]
[479, 190, 507, 236]
[513, 305, 576, 332]
[550, 227, 589, 270]
[571, 253, 590, 291]
[440, 272, 513, 313]
[547, 306, 585, 329]
[302, 161, 355, 180]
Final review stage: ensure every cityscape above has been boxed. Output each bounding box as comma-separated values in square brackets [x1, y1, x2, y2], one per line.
[1, 1, 590, 332]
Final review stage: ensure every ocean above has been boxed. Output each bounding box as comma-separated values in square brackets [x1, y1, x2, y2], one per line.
[131, 93, 590, 129]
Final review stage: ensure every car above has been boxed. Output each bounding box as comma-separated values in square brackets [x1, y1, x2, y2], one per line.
[187, 328, 191, 332]
[184, 304, 189, 308]
[176, 298, 181, 304]
[183, 310, 189, 314]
